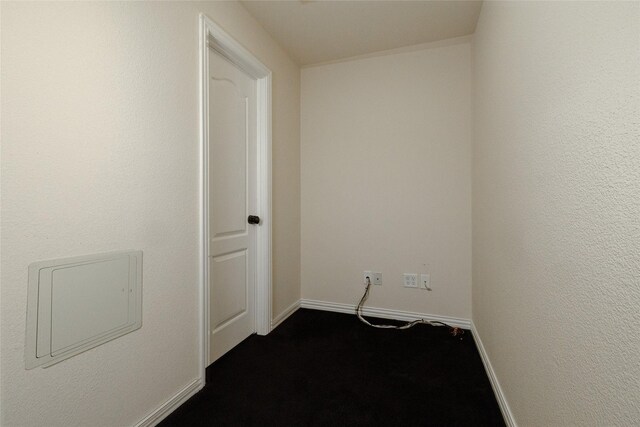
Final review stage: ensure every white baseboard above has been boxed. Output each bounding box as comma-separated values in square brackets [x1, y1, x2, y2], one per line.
[299, 298, 471, 329]
[471, 322, 517, 427]
[135, 378, 203, 427]
[271, 299, 301, 330]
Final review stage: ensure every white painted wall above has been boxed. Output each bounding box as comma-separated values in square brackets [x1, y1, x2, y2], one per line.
[0, 2, 299, 426]
[301, 40, 472, 319]
[473, 2, 640, 425]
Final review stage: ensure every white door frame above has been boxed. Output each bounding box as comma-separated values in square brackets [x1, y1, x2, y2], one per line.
[199, 13, 272, 380]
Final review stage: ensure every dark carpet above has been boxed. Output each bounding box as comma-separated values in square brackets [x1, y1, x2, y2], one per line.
[160, 309, 505, 426]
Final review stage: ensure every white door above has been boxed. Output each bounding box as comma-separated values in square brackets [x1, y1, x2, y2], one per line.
[208, 48, 257, 365]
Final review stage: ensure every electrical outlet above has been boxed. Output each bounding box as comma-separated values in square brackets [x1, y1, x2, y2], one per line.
[403, 273, 418, 288]
[372, 272, 382, 286]
[363, 271, 373, 285]
[420, 273, 431, 291]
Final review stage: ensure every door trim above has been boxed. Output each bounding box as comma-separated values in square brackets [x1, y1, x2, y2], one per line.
[199, 14, 272, 379]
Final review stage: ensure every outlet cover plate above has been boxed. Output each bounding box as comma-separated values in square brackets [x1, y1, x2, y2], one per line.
[403, 273, 418, 288]
[372, 272, 382, 286]
[420, 273, 431, 290]
[363, 271, 373, 285]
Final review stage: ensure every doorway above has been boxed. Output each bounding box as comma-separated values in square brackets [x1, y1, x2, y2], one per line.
[199, 14, 272, 374]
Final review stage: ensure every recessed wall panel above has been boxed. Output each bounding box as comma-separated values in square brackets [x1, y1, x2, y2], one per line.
[25, 251, 142, 369]
[50, 257, 130, 355]
[210, 250, 247, 331]
[209, 78, 248, 239]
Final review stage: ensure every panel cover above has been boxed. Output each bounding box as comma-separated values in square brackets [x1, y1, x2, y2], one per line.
[25, 251, 142, 369]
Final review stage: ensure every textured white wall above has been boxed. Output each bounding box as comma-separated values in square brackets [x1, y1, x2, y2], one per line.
[0, 2, 299, 426]
[473, 2, 640, 425]
[301, 41, 472, 318]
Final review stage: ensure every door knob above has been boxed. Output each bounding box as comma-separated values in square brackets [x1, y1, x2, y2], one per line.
[248, 215, 260, 225]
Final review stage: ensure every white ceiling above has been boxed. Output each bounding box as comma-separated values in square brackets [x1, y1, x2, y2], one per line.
[241, 1, 483, 66]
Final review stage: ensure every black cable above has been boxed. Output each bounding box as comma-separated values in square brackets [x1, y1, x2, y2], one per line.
[356, 277, 463, 336]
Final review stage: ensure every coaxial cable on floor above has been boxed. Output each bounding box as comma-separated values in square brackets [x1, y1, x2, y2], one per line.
[356, 276, 464, 337]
